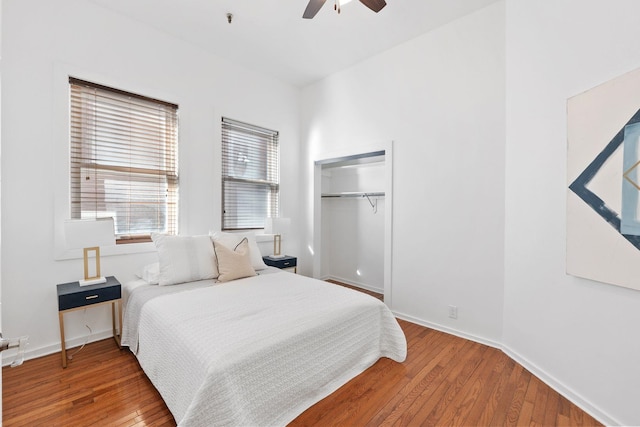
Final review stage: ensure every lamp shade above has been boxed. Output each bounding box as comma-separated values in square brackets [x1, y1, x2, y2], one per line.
[64, 218, 116, 249]
[64, 218, 115, 286]
[265, 217, 290, 258]
[264, 217, 290, 236]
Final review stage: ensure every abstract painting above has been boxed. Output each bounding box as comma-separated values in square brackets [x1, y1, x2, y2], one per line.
[567, 67, 640, 291]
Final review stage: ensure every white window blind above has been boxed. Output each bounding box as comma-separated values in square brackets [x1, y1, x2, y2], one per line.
[221, 117, 279, 230]
[70, 77, 179, 242]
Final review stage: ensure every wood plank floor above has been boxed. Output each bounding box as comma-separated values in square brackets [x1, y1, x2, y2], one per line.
[3, 284, 603, 427]
[326, 279, 384, 301]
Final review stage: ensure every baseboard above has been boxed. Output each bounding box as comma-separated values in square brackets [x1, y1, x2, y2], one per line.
[501, 346, 618, 426]
[393, 310, 616, 427]
[393, 310, 502, 350]
[1, 328, 116, 368]
[321, 275, 384, 295]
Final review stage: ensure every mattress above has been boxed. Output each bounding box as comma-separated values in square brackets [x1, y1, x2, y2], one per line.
[121, 271, 406, 427]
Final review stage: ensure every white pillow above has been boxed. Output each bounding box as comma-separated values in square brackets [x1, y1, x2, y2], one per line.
[213, 238, 257, 282]
[210, 231, 268, 270]
[136, 262, 160, 285]
[151, 233, 218, 286]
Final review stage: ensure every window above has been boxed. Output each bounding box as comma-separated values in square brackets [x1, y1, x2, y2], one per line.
[69, 77, 179, 243]
[221, 117, 279, 230]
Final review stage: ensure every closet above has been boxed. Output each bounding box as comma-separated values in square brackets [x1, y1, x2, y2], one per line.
[315, 149, 391, 299]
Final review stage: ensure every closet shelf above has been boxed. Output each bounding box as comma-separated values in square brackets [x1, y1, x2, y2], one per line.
[321, 191, 385, 198]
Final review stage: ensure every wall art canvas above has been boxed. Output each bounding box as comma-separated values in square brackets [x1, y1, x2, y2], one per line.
[567, 67, 640, 291]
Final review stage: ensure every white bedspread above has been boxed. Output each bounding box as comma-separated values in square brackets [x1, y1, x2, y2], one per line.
[122, 272, 406, 427]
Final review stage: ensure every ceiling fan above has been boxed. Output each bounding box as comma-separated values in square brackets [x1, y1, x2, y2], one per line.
[303, 0, 387, 19]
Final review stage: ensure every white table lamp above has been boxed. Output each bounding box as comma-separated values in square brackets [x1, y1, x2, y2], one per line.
[64, 218, 116, 286]
[264, 217, 290, 258]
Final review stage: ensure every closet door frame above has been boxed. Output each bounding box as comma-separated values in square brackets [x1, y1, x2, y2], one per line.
[313, 141, 394, 307]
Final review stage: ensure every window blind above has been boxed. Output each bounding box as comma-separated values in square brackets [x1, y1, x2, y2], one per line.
[221, 117, 279, 230]
[69, 77, 179, 242]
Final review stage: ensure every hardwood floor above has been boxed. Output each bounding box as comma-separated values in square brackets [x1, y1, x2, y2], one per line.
[291, 320, 602, 427]
[326, 279, 384, 301]
[3, 284, 602, 426]
[3, 338, 174, 427]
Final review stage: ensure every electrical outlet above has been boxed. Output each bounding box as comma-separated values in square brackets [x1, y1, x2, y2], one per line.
[448, 305, 458, 319]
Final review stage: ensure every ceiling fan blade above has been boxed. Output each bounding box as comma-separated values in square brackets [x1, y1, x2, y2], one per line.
[303, 0, 327, 19]
[359, 0, 387, 13]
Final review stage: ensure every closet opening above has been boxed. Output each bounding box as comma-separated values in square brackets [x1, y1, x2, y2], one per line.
[313, 143, 393, 307]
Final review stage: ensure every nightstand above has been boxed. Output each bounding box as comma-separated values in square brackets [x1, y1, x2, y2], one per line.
[57, 276, 122, 368]
[263, 255, 297, 273]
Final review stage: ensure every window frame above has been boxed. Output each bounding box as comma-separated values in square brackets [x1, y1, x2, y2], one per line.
[221, 117, 279, 231]
[68, 77, 179, 244]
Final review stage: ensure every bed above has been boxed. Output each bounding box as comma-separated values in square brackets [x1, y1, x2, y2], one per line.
[121, 233, 407, 427]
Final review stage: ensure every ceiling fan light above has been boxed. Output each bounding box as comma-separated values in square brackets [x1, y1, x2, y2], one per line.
[303, 0, 383, 19]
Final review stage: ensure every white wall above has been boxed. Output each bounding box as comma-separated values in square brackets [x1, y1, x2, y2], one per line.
[301, 3, 506, 344]
[1, 0, 300, 362]
[504, 1, 640, 425]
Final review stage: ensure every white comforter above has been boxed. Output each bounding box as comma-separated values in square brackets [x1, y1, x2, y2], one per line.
[122, 272, 406, 427]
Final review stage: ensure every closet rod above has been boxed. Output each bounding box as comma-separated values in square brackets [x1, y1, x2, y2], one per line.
[321, 192, 385, 198]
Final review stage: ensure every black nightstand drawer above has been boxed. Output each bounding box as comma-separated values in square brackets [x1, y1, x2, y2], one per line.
[57, 276, 122, 311]
[263, 255, 297, 269]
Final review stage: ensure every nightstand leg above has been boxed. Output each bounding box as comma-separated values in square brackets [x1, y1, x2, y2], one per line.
[118, 300, 123, 347]
[112, 300, 123, 348]
[59, 312, 67, 368]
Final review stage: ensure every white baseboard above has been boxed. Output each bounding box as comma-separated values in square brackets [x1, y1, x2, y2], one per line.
[393, 310, 617, 427]
[1, 328, 116, 368]
[393, 310, 502, 350]
[500, 346, 618, 426]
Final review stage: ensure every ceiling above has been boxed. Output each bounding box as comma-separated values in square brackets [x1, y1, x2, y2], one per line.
[89, 0, 500, 87]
